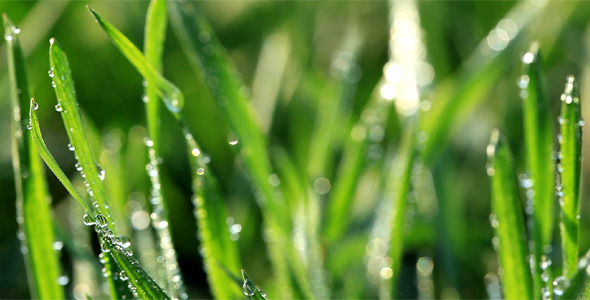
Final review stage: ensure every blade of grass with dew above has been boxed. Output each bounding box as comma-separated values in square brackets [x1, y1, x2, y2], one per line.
[241, 269, 267, 300]
[419, 0, 550, 164]
[184, 131, 243, 299]
[29, 97, 130, 299]
[487, 129, 533, 299]
[86, 6, 183, 118]
[382, 125, 418, 299]
[519, 43, 555, 298]
[3, 14, 64, 299]
[48, 39, 168, 299]
[167, 2, 314, 298]
[143, 1, 187, 297]
[86, 7, 244, 297]
[558, 75, 582, 278]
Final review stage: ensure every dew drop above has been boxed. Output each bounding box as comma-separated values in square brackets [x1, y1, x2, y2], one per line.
[98, 167, 106, 181]
[258, 289, 266, 297]
[82, 213, 95, 226]
[196, 168, 205, 176]
[517, 75, 530, 89]
[558, 116, 565, 125]
[95, 214, 108, 228]
[31, 100, 39, 110]
[68, 143, 75, 151]
[57, 275, 69, 286]
[522, 52, 534, 64]
[579, 119, 585, 126]
[5, 34, 13, 42]
[489, 214, 499, 228]
[48, 70, 54, 78]
[53, 241, 64, 251]
[553, 276, 569, 296]
[55, 103, 62, 112]
[26, 123, 32, 130]
[191, 148, 201, 157]
[242, 282, 255, 297]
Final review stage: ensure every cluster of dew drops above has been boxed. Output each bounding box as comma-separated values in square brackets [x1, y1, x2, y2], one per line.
[82, 212, 145, 298]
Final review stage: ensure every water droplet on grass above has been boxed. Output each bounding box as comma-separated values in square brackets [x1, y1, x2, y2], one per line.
[82, 213, 94, 226]
[57, 275, 69, 286]
[553, 276, 569, 296]
[196, 168, 205, 176]
[242, 282, 255, 296]
[55, 103, 62, 112]
[95, 214, 108, 228]
[522, 52, 535, 64]
[48, 70, 54, 78]
[53, 241, 64, 251]
[68, 143, 75, 151]
[31, 100, 39, 110]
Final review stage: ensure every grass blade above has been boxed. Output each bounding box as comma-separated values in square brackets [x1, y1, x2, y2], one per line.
[185, 132, 244, 299]
[87, 6, 183, 116]
[142, 1, 187, 297]
[4, 14, 64, 299]
[487, 129, 533, 299]
[241, 269, 267, 300]
[383, 127, 417, 299]
[168, 2, 314, 297]
[48, 38, 169, 299]
[558, 75, 582, 278]
[561, 251, 590, 299]
[519, 43, 555, 297]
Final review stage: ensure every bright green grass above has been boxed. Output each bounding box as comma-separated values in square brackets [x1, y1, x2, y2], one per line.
[5, 0, 590, 299]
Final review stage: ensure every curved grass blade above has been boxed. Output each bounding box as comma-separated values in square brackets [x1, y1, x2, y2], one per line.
[87, 6, 183, 116]
[487, 129, 533, 299]
[143, 1, 186, 297]
[4, 14, 64, 299]
[241, 269, 267, 300]
[558, 75, 582, 278]
[519, 43, 555, 297]
[49, 38, 114, 223]
[49, 38, 168, 299]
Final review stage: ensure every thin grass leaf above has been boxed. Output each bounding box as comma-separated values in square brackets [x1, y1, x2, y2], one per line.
[184, 132, 243, 299]
[48, 38, 168, 300]
[558, 75, 583, 278]
[384, 126, 418, 299]
[324, 82, 393, 244]
[519, 43, 555, 297]
[241, 269, 267, 300]
[87, 6, 183, 116]
[487, 129, 533, 299]
[168, 2, 314, 297]
[4, 14, 64, 300]
[142, 1, 186, 297]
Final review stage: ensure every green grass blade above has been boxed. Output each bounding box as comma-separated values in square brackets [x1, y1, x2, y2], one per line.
[4, 14, 64, 299]
[48, 38, 168, 299]
[241, 269, 267, 300]
[49, 38, 114, 222]
[87, 6, 183, 116]
[142, 1, 186, 297]
[519, 43, 555, 297]
[28, 99, 91, 214]
[558, 75, 582, 278]
[185, 132, 243, 299]
[384, 127, 417, 299]
[487, 129, 533, 299]
[324, 82, 392, 244]
[168, 2, 313, 297]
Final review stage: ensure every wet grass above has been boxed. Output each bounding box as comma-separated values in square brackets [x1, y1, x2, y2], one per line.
[4, 0, 590, 299]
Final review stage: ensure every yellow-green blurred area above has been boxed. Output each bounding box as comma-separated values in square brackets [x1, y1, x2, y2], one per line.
[2, 0, 590, 299]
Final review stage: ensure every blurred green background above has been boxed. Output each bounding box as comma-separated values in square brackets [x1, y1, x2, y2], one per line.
[2, 0, 590, 298]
